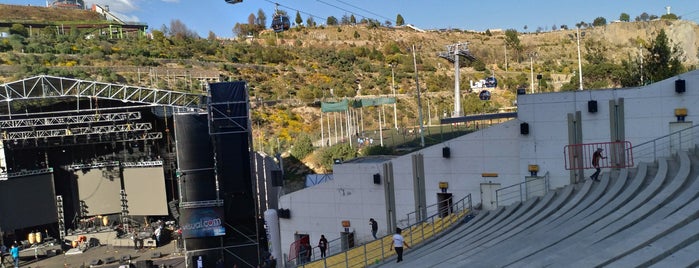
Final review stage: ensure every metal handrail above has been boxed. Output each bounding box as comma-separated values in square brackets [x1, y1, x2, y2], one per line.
[632, 124, 699, 164]
[495, 172, 550, 208]
[297, 194, 472, 268]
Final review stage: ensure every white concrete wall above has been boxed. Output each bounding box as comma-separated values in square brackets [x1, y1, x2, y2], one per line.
[277, 70, 699, 260]
[519, 71, 699, 189]
[278, 160, 387, 259]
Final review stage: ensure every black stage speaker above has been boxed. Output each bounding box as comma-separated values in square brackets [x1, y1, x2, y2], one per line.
[520, 123, 529, 135]
[442, 147, 451, 158]
[675, 79, 685, 93]
[517, 88, 526, 95]
[271, 170, 283, 187]
[278, 208, 291, 219]
[373, 174, 381, 185]
[588, 100, 598, 113]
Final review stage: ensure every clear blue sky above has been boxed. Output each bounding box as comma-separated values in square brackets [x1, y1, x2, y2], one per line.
[3, 0, 699, 38]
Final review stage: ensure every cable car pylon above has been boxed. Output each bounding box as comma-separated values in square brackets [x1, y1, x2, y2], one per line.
[439, 42, 476, 117]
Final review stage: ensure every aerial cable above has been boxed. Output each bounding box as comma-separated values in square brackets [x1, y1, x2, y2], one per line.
[331, 0, 394, 24]
[262, 0, 327, 23]
[315, 0, 369, 21]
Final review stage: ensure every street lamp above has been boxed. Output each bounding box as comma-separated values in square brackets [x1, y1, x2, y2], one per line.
[575, 28, 585, 90]
[528, 51, 537, 94]
[390, 63, 398, 130]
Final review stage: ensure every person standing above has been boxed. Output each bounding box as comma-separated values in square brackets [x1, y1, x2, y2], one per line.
[392, 228, 410, 263]
[153, 225, 162, 247]
[369, 218, 378, 239]
[590, 148, 607, 181]
[317, 235, 328, 258]
[9, 244, 18, 268]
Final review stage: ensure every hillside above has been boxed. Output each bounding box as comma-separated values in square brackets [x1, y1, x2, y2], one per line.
[0, 4, 104, 23]
[0, 4, 698, 177]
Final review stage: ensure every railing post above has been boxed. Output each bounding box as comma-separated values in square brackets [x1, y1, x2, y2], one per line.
[345, 251, 348, 268]
[381, 236, 384, 260]
[364, 244, 368, 267]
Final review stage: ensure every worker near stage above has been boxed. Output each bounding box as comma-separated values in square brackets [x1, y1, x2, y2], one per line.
[10, 244, 19, 268]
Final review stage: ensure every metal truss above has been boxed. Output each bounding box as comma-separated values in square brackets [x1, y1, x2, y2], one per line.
[121, 160, 163, 168]
[2, 122, 152, 140]
[0, 111, 141, 129]
[67, 161, 120, 171]
[438, 42, 476, 62]
[179, 199, 224, 209]
[208, 99, 251, 135]
[6, 132, 163, 149]
[0, 75, 205, 114]
[0, 167, 53, 180]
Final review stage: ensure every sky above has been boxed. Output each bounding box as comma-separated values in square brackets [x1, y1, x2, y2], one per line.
[2, 0, 698, 38]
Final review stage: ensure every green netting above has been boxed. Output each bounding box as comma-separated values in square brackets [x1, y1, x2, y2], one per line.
[322, 98, 396, 112]
[321, 99, 348, 112]
[353, 97, 397, 108]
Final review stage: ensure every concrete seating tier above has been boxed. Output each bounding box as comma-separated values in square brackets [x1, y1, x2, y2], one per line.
[378, 149, 699, 267]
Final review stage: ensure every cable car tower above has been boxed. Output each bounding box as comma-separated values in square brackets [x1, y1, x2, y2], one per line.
[439, 42, 475, 117]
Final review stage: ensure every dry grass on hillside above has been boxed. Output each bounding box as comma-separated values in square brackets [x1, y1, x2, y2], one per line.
[0, 4, 104, 23]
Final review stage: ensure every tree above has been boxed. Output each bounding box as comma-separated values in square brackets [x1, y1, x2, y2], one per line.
[168, 19, 198, 40]
[327, 16, 338, 26]
[248, 13, 256, 25]
[619, 13, 630, 22]
[504, 29, 522, 62]
[256, 9, 267, 28]
[644, 29, 685, 83]
[290, 134, 314, 160]
[350, 14, 356, 24]
[10, 24, 28, 37]
[592, 17, 607, 27]
[306, 17, 316, 27]
[660, 13, 678, 20]
[396, 14, 405, 26]
[295, 11, 303, 27]
[637, 12, 650, 22]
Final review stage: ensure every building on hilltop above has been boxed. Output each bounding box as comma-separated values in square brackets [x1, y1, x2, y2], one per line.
[49, 0, 84, 9]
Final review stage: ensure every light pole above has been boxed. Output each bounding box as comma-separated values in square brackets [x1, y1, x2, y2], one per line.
[412, 44, 425, 148]
[390, 63, 398, 130]
[576, 27, 584, 90]
[528, 51, 537, 94]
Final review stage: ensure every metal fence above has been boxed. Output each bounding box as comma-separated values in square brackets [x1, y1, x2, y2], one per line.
[295, 194, 472, 268]
[495, 172, 549, 208]
[632, 124, 699, 165]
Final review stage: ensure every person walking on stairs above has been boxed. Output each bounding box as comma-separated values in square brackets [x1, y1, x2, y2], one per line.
[590, 148, 606, 181]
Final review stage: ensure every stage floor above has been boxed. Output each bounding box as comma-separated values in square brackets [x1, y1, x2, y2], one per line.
[13, 239, 184, 268]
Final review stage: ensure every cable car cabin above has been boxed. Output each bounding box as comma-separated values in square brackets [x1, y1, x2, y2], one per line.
[271, 14, 290, 32]
[225, 0, 243, 4]
[484, 76, 498, 88]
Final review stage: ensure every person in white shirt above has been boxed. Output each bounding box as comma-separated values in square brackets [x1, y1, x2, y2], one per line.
[392, 228, 410, 262]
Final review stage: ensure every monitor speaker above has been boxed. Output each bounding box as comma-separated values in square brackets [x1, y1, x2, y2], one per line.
[517, 88, 526, 95]
[442, 147, 451, 158]
[373, 173, 381, 185]
[675, 79, 685, 93]
[588, 100, 598, 113]
[520, 123, 529, 135]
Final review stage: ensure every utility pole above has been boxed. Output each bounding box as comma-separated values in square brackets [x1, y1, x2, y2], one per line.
[413, 45, 425, 148]
[390, 63, 398, 130]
